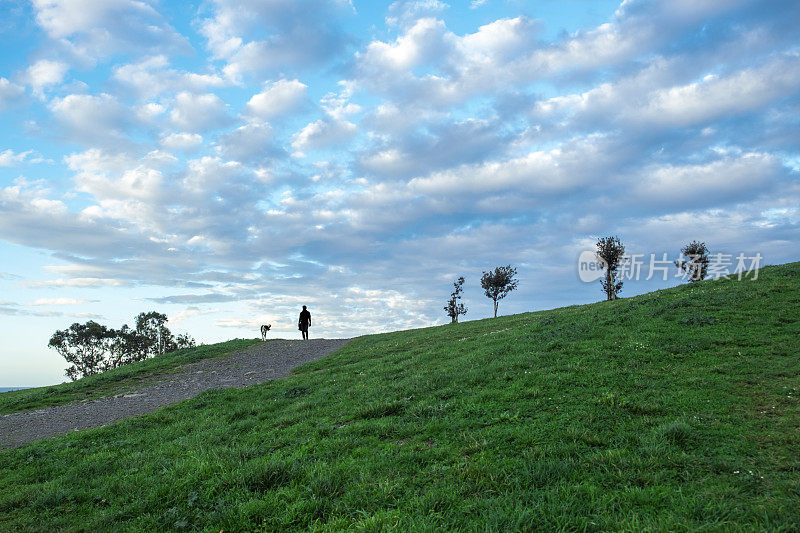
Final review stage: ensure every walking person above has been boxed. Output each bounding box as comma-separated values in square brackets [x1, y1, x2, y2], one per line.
[298, 305, 311, 340]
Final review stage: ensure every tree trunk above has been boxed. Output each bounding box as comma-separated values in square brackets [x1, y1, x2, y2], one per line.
[493, 299, 498, 318]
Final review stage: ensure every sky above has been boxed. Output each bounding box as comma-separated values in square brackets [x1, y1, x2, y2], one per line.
[1, 0, 798, 386]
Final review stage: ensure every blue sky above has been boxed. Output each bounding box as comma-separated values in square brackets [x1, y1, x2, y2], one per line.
[1, 0, 798, 386]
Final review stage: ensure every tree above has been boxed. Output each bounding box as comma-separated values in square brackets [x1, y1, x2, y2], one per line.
[107, 324, 149, 368]
[675, 240, 710, 282]
[48, 312, 195, 380]
[135, 311, 173, 356]
[596, 235, 625, 300]
[175, 333, 196, 350]
[48, 321, 114, 381]
[481, 265, 518, 318]
[444, 276, 468, 323]
[133, 311, 195, 355]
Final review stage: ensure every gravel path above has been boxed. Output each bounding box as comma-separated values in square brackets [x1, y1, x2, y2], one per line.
[0, 338, 350, 450]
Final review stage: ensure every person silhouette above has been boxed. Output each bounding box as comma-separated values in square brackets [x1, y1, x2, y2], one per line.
[298, 305, 311, 340]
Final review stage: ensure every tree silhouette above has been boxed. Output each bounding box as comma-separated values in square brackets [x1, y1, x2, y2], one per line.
[444, 276, 468, 323]
[596, 236, 625, 300]
[48, 321, 114, 381]
[49, 312, 195, 380]
[135, 311, 173, 356]
[481, 265, 518, 318]
[675, 240, 710, 282]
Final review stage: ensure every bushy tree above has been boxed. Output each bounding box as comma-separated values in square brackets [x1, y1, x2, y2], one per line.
[481, 265, 518, 318]
[135, 311, 173, 356]
[675, 240, 710, 282]
[49, 312, 195, 380]
[48, 321, 114, 381]
[175, 333, 196, 350]
[596, 236, 625, 300]
[444, 276, 468, 323]
[107, 325, 148, 368]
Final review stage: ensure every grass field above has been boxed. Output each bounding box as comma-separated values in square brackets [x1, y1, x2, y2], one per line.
[0, 339, 262, 415]
[1, 263, 798, 530]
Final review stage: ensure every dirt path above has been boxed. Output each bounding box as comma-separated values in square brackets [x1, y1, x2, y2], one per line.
[0, 338, 350, 450]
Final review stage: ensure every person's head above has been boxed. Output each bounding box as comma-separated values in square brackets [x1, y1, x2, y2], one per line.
[302, 305, 307, 310]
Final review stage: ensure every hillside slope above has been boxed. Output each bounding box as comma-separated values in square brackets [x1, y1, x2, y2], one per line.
[0, 339, 262, 415]
[1, 263, 799, 530]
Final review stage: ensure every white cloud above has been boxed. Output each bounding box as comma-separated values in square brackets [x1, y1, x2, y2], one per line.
[63, 148, 168, 231]
[0, 180, 160, 262]
[49, 93, 130, 143]
[75, 165, 165, 204]
[218, 122, 282, 163]
[386, 0, 448, 27]
[353, 15, 543, 106]
[200, 0, 353, 80]
[113, 55, 227, 99]
[144, 149, 178, 166]
[458, 17, 538, 63]
[170, 92, 230, 132]
[29, 297, 92, 306]
[633, 55, 800, 128]
[246, 79, 308, 119]
[171, 307, 222, 324]
[530, 52, 800, 133]
[291, 117, 358, 155]
[25, 59, 68, 94]
[362, 17, 452, 71]
[353, 2, 769, 111]
[0, 150, 34, 167]
[136, 102, 166, 122]
[32, 0, 188, 60]
[64, 148, 133, 176]
[26, 277, 130, 288]
[182, 156, 242, 193]
[34, 0, 147, 38]
[160, 132, 203, 151]
[357, 117, 505, 179]
[633, 153, 783, 209]
[0, 78, 24, 108]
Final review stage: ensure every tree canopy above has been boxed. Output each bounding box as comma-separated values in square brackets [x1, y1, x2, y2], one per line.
[48, 311, 195, 381]
[480, 266, 519, 318]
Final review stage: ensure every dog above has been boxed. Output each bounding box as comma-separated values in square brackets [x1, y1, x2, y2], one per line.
[260, 324, 271, 341]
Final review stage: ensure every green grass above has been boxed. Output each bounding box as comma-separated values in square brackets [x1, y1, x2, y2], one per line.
[0, 339, 262, 415]
[1, 263, 799, 531]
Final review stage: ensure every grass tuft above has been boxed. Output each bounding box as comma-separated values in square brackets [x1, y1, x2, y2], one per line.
[655, 420, 694, 448]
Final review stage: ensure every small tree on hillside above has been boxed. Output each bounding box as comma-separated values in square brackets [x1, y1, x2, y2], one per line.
[675, 240, 710, 282]
[444, 276, 468, 323]
[175, 333, 196, 350]
[596, 236, 625, 300]
[49, 321, 114, 380]
[481, 265, 518, 318]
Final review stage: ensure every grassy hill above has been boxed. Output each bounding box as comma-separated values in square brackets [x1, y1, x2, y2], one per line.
[0, 339, 262, 415]
[1, 262, 799, 530]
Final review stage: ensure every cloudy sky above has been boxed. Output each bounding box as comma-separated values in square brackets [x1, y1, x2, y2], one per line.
[1, 0, 798, 386]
